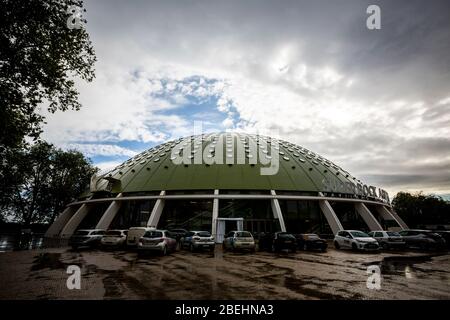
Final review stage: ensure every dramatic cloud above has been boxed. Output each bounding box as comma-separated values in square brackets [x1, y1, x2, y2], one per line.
[41, 0, 450, 197]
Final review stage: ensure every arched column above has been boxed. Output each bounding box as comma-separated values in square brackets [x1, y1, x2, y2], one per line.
[211, 189, 220, 240]
[60, 204, 91, 238]
[95, 193, 123, 230]
[355, 202, 383, 231]
[376, 205, 408, 229]
[44, 206, 79, 238]
[270, 190, 286, 232]
[147, 190, 166, 227]
[318, 192, 343, 235]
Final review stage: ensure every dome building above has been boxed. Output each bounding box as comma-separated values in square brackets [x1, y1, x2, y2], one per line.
[45, 133, 408, 242]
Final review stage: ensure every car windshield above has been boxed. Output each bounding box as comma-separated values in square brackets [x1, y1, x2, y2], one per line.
[236, 231, 252, 238]
[105, 231, 122, 236]
[197, 231, 211, 237]
[387, 232, 400, 237]
[74, 230, 90, 235]
[278, 233, 295, 239]
[144, 231, 163, 238]
[350, 231, 370, 238]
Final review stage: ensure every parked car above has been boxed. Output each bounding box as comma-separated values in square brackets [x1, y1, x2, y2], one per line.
[169, 228, 189, 241]
[367, 231, 405, 250]
[434, 231, 450, 249]
[180, 231, 215, 252]
[259, 232, 297, 252]
[334, 230, 379, 251]
[398, 229, 446, 250]
[69, 229, 105, 249]
[223, 231, 256, 252]
[137, 229, 177, 255]
[101, 230, 128, 248]
[127, 227, 154, 247]
[296, 233, 328, 252]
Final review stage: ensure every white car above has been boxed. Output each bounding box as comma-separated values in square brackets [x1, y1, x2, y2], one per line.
[101, 230, 128, 248]
[334, 230, 379, 251]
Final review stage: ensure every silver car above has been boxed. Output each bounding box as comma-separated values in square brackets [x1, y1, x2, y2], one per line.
[223, 231, 256, 252]
[101, 230, 128, 248]
[368, 231, 405, 250]
[69, 229, 105, 249]
[181, 231, 215, 252]
[137, 229, 177, 255]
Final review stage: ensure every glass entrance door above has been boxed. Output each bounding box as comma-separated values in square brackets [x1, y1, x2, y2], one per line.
[216, 218, 243, 243]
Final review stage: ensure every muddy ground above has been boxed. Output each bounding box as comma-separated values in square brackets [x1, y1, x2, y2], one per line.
[0, 246, 449, 299]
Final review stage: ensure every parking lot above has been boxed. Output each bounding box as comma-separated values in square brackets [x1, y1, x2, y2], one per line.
[0, 245, 449, 300]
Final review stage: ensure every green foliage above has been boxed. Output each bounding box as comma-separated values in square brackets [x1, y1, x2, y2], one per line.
[0, 0, 97, 224]
[0, 141, 98, 226]
[0, 0, 96, 148]
[392, 191, 450, 227]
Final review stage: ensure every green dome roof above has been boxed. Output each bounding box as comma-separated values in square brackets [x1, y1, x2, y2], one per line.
[92, 133, 361, 194]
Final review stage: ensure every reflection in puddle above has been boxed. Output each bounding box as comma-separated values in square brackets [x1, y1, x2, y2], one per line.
[372, 255, 434, 279]
[0, 234, 45, 252]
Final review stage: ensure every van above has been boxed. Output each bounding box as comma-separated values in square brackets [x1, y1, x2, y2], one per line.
[127, 227, 155, 246]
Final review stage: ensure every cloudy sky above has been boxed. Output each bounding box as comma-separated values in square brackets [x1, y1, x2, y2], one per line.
[41, 0, 450, 198]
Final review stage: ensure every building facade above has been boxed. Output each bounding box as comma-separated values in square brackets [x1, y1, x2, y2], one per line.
[45, 133, 408, 242]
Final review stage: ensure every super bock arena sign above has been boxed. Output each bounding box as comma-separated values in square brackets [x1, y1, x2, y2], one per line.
[322, 178, 390, 203]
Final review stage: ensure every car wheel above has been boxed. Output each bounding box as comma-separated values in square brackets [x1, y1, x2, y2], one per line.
[162, 245, 168, 256]
[334, 241, 340, 250]
[209, 245, 215, 252]
[352, 243, 358, 251]
[189, 244, 194, 252]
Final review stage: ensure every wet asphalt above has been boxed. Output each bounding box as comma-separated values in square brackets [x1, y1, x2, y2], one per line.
[0, 245, 449, 299]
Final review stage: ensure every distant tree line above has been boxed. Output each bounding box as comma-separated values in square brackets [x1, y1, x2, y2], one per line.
[392, 192, 450, 228]
[0, 142, 98, 227]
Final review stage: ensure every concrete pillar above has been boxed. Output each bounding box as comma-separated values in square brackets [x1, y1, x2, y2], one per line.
[318, 195, 344, 235]
[383, 206, 408, 229]
[211, 190, 219, 240]
[95, 193, 123, 230]
[355, 202, 383, 231]
[147, 190, 166, 227]
[270, 190, 286, 232]
[60, 204, 91, 238]
[44, 206, 78, 238]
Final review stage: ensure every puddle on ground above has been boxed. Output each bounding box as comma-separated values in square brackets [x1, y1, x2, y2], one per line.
[31, 252, 67, 271]
[364, 255, 438, 279]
